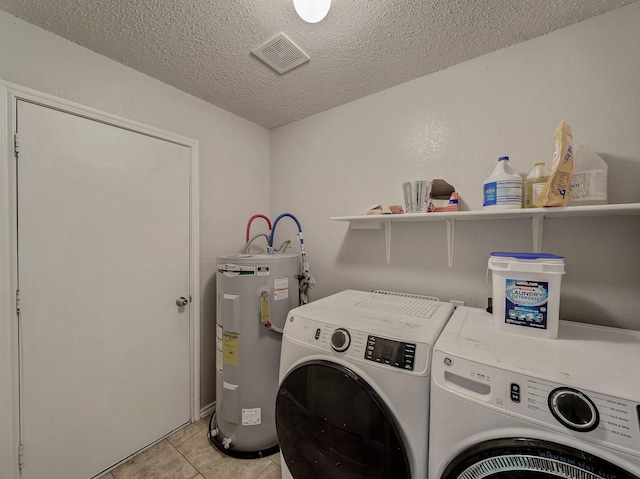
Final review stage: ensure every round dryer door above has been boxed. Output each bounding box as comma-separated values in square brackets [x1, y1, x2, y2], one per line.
[440, 438, 638, 479]
[275, 360, 410, 479]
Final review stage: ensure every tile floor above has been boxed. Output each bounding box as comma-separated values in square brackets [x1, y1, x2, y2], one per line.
[101, 414, 281, 479]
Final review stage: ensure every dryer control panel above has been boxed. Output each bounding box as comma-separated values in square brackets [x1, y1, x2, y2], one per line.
[283, 314, 430, 375]
[365, 335, 416, 370]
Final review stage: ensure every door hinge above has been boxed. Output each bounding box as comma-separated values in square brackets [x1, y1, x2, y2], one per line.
[16, 289, 21, 314]
[18, 443, 24, 470]
[14, 133, 20, 159]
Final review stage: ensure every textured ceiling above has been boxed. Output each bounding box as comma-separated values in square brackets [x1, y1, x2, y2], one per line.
[0, 0, 636, 129]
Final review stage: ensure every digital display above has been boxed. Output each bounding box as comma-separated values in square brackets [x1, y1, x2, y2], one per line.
[365, 335, 416, 370]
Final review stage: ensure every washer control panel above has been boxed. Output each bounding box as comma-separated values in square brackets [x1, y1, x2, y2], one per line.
[508, 372, 640, 456]
[365, 335, 416, 371]
[432, 351, 640, 457]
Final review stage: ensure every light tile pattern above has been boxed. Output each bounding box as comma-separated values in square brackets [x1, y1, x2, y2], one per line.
[101, 415, 281, 479]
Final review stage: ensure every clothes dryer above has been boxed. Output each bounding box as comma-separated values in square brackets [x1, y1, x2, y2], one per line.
[275, 290, 455, 479]
[429, 306, 640, 479]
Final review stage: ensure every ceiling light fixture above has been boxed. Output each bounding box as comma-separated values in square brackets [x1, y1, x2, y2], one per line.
[293, 0, 331, 23]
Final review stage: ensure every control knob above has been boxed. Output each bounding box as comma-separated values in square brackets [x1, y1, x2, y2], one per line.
[330, 328, 351, 352]
[548, 387, 599, 432]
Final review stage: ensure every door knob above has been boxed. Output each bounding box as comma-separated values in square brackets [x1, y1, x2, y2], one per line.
[176, 297, 189, 307]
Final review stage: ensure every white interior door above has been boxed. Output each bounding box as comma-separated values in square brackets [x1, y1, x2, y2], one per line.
[17, 100, 192, 479]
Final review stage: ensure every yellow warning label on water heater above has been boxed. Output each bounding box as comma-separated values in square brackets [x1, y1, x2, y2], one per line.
[222, 332, 239, 366]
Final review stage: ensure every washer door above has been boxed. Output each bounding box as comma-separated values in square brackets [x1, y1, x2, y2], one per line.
[275, 360, 410, 479]
[441, 438, 638, 479]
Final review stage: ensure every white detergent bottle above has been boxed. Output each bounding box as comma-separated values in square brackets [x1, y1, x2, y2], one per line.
[569, 144, 608, 206]
[524, 162, 550, 208]
[483, 156, 523, 209]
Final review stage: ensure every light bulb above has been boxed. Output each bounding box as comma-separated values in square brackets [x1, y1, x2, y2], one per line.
[293, 0, 331, 24]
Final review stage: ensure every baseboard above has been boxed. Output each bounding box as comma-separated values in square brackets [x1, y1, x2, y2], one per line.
[200, 401, 216, 418]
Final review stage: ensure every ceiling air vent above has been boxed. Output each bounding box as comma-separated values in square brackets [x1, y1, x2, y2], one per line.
[252, 33, 309, 74]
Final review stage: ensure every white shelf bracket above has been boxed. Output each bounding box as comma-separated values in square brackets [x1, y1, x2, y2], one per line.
[383, 221, 391, 263]
[446, 219, 455, 268]
[531, 214, 545, 253]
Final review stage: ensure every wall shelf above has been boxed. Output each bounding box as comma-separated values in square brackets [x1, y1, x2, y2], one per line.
[331, 203, 640, 266]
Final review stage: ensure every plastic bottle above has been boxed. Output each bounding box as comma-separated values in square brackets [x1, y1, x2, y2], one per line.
[524, 162, 550, 208]
[483, 156, 523, 209]
[568, 144, 607, 206]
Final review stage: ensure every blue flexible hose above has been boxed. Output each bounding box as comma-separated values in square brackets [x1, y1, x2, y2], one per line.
[269, 213, 302, 247]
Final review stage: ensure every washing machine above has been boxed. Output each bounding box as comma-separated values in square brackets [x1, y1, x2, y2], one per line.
[274, 289, 455, 479]
[429, 306, 640, 479]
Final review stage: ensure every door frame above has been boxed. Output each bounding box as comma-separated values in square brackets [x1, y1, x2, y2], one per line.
[0, 80, 200, 479]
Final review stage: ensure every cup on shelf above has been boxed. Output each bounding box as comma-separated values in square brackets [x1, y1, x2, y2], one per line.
[402, 180, 431, 213]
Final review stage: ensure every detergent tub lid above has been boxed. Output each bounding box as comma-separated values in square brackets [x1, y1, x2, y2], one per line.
[489, 252, 565, 274]
[490, 252, 564, 261]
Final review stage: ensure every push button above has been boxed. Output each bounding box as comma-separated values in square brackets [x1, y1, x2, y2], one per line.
[510, 383, 520, 403]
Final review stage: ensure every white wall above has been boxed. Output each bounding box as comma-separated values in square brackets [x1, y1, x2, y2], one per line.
[270, 3, 640, 331]
[2, 2, 640, 475]
[0, 9, 269, 464]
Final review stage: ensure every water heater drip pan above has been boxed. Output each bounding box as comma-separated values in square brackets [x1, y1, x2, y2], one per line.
[356, 290, 441, 319]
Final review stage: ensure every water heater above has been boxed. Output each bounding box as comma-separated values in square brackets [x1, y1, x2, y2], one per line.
[211, 253, 298, 457]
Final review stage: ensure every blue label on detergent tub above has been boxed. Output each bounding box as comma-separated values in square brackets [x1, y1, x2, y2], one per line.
[504, 278, 549, 329]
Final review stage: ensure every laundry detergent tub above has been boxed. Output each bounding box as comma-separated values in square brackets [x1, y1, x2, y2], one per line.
[489, 252, 565, 339]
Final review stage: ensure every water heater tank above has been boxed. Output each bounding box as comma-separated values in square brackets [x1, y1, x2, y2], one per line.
[211, 253, 298, 457]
